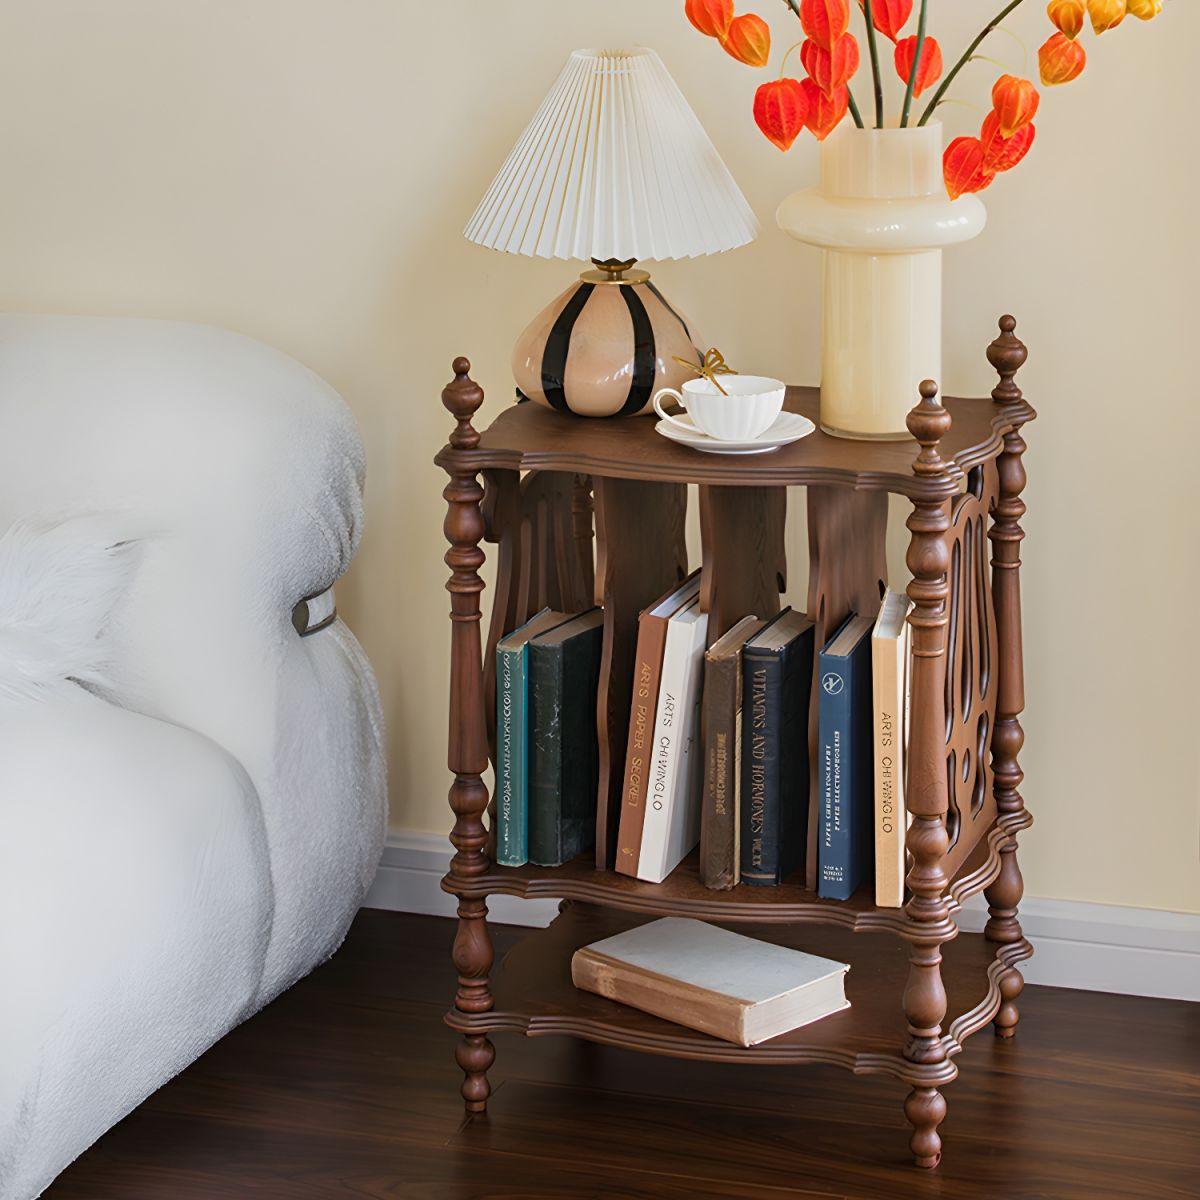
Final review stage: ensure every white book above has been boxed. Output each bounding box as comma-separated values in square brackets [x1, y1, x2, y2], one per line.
[572, 917, 851, 1047]
[637, 598, 709, 883]
[872, 589, 914, 908]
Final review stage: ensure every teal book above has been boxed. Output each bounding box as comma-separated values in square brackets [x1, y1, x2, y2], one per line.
[528, 607, 605, 867]
[817, 613, 876, 901]
[494, 609, 571, 867]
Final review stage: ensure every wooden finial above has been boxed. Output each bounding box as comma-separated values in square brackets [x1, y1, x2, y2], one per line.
[442, 356, 485, 450]
[987, 315, 1028, 406]
[908, 380, 952, 477]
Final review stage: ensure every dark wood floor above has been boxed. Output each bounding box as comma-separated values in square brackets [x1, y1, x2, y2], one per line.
[46, 909, 1198, 1200]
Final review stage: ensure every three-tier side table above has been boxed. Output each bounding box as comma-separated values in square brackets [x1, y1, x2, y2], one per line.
[434, 316, 1036, 1168]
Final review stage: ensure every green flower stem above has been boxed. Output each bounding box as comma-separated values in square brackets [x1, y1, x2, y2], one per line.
[917, 0, 1029, 127]
[861, 0, 886, 127]
[847, 85, 866, 129]
[900, 0, 929, 127]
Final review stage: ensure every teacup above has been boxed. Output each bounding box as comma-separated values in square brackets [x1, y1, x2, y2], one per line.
[653, 375, 786, 442]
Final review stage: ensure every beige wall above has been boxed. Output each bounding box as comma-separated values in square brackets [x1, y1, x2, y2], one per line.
[1, 2, 1195, 913]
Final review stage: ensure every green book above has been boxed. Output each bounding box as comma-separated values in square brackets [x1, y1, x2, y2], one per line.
[494, 609, 571, 868]
[528, 608, 605, 867]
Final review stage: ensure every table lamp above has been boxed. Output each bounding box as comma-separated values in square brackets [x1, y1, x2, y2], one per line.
[465, 48, 758, 418]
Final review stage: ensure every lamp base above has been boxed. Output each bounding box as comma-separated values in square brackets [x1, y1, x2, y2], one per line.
[512, 263, 702, 418]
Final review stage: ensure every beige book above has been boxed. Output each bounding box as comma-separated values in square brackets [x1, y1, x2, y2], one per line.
[871, 590, 913, 908]
[572, 917, 850, 1047]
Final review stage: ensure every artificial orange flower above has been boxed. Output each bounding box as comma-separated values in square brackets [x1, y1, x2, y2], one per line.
[991, 75, 1040, 138]
[685, 0, 735, 39]
[754, 78, 811, 151]
[1047, 0, 1086, 38]
[860, 0, 913, 43]
[1125, 0, 1162, 17]
[980, 111, 1037, 173]
[943, 137, 994, 200]
[894, 35, 942, 98]
[800, 34, 860, 97]
[721, 12, 772, 66]
[1087, 0, 1126, 33]
[1039, 32, 1087, 85]
[800, 0, 851, 52]
[799, 77, 850, 140]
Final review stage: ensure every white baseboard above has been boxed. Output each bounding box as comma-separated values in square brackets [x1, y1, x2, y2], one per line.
[365, 831, 1200, 1003]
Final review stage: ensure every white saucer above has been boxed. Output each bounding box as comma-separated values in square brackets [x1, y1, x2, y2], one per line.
[654, 410, 815, 455]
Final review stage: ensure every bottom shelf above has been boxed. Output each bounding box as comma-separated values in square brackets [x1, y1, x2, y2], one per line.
[446, 904, 1032, 1087]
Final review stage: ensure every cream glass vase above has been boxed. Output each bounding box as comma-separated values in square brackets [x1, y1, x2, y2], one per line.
[777, 122, 986, 440]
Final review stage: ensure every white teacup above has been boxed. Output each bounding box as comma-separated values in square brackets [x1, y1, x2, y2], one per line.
[653, 375, 786, 442]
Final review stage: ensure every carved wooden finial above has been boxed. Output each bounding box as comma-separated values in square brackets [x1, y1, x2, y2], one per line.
[442, 356, 485, 450]
[987, 315, 1028, 406]
[908, 380, 952, 477]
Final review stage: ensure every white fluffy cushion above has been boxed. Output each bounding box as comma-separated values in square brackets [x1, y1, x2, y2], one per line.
[0, 516, 137, 704]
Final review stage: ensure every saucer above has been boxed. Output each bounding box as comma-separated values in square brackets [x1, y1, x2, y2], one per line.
[654, 410, 815, 455]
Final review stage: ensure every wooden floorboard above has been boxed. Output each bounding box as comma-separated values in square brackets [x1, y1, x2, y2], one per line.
[44, 908, 1200, 1200]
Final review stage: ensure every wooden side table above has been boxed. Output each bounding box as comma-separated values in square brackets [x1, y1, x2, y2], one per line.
[434, 317, 1036, 1168]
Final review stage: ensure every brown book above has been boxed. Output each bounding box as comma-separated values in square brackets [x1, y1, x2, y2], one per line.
[699, 616, 765, 890]
[614, 572, 701, 878]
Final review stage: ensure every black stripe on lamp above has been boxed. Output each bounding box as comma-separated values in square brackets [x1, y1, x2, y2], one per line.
[465, 48, 758, 420]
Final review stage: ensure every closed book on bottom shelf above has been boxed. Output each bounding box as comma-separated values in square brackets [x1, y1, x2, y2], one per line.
[571, 917, 850, 1047]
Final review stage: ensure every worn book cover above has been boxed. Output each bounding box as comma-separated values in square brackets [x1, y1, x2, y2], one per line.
[818, 613, 876, 901]
[528, 608, 605, 867]
[740, 609, 815, 887]
[700, 616, 764, 890]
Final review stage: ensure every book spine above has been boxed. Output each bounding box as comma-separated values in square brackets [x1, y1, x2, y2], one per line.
[818, 650, 855, 901]
[872, 631, 906, 907]
[637, 618, 694, 883]
[700, 651, 740, 889]
[556, 624, 603, 863]
[495, 643, 528, 867]
[528, 641, 564, 867]
[740, 647, 782, 886]
[615, 616, 669, 878]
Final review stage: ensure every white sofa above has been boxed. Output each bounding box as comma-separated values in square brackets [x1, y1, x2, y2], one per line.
[0, 315, 387, 1199]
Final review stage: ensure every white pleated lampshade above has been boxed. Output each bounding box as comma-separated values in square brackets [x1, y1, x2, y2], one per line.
[465, 48, 758, 262]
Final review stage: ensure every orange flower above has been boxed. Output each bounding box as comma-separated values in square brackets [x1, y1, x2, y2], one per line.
[799, 77, 850, 140]
[1047, 0, 1086, 38]
[991, 75, 1040, 138]
[894, 35, 942, 98]
[943, 137, 994, 200]
[1039, 32, 1087, 85]
[859, 0, 913, 43]
[800, 0, 851, 51]
[980, 111, 1037, 173]
[721, 12, 772, 66]
[1087, 0, 1126, 33]
[754, 78, 811, 151]
[1125, 0, 1162, 17]
[685, 0, 734, 39]
[800, 34, 861, 96]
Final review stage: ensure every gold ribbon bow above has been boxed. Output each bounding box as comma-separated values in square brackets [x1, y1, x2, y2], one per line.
[672, 347, 738, 396]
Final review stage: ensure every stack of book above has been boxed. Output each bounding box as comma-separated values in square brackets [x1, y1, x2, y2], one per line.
[494, 607, 604, 868]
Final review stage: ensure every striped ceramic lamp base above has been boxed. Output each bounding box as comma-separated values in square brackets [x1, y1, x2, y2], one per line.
[512, 262, 702, 418]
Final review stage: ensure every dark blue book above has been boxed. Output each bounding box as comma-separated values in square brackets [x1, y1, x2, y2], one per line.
[740, 609, 815, 887]
[817, 613, 876, 901]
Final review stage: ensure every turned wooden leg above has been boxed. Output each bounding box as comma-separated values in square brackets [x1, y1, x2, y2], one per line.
[440, 359, 497, 1114]
[900, 385, 956, 1168]
[985, 317, 1034, 1039]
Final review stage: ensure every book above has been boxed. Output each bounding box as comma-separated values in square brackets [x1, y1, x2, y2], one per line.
[872, 590, 913, 907]
[494, 608, 572, 867]
[740, 609, 815, 887]
[700, 615, 765, 890]
[636, 596, 709, 884]
[817, 613, 876, 901]
[615, 573, 702, 879]
[571, 917, 850, 1047]
[528, 608, 605, 866]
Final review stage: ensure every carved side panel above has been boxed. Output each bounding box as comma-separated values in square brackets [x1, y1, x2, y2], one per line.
[939, 461, 1001, 882]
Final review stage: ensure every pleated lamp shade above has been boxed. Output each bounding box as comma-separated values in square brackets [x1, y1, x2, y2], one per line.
[465, 48, 758, 262]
